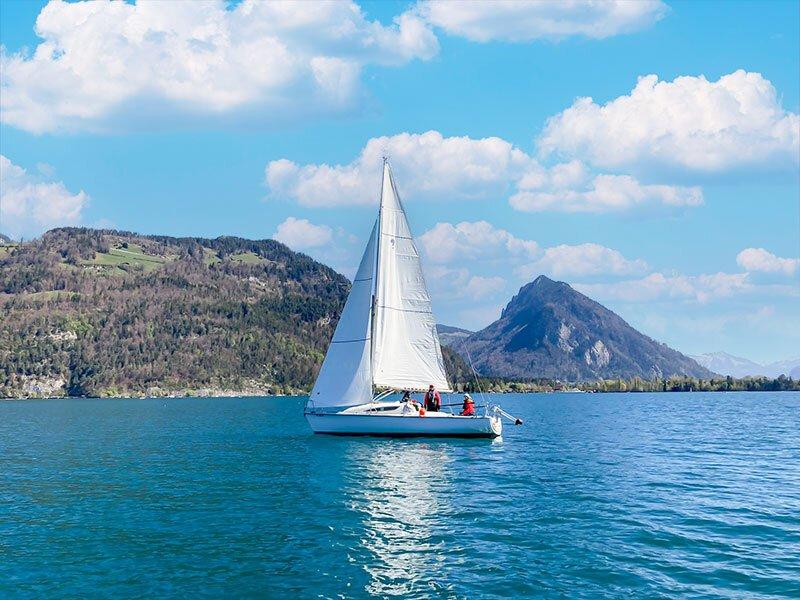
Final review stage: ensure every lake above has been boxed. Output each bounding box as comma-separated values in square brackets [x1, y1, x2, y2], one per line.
[2, 392, 799, 599]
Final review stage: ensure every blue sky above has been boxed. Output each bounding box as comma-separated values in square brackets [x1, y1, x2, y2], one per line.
[1, 0, 798, 363]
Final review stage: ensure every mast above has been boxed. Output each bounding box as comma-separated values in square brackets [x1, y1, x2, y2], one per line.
[369, 157, 388, 384]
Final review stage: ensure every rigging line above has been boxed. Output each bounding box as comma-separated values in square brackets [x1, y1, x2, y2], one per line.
[464, 347, 487, 413]
[330, 337, 370, 344]
[376, 305, 433, 314]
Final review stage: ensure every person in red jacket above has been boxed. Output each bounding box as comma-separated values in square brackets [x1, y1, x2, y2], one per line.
[424, 385, 441, 412]
[460, 394, 475, 416]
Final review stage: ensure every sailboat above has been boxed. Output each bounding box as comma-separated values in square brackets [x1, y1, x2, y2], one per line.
[305, 160, 507, 438]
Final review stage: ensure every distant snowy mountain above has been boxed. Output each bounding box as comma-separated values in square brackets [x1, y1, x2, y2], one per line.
[690, 352, 763, 378]
[690, 352, 800, 378]
[765, 359, 800, 379]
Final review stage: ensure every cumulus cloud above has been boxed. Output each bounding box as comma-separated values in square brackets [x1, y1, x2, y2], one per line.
[273, 217, 333, 250]
[511, 162, 703, 213]
[457, 302, 505, 330]
[0, 0, 438, 133]
[418, 0, 667, 42]
[465, 275, 507, 299]
[418, 221, 538, 265]
[266, 131, 532, 207]
[539, 70, 800, 173]
[425, 265, 507, 301]
[267, 131, 698, 213]
[0, 155, 89, 239]
[737, 248, 800, 276]
[419, 220, 646, 281]
[517, 243, 649, 279]
[575, 272, 753, 303]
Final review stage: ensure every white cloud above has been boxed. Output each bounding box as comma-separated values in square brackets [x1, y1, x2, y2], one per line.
[539, 70, 800, 173]
[0, 155, 89, 239]
[517, 243, 649, 279]
[466, 275, 507, 300]
[575, 272, 754, 303]
[266, 131, 532, 207]
[418, 0, 667, 42]
[737, 248, 799, 276]
[511, 163, 703, 213]
[419, 220, 647, 282]
[267, 131, 697, 213]
[418, 220, 539, 264]
[425, 264, 506, 301]
[0, 0, 438, 133]
[426, 265, 469, 304]
[273, 217, 332, 250]
[457, 302, 505, 330]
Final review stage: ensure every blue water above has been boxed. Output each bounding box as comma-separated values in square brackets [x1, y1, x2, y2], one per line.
[2, 392, 799, 599]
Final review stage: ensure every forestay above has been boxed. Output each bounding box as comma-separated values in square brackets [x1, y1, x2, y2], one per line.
[371, 163, 452, 391]
[308, 222, 377, 408]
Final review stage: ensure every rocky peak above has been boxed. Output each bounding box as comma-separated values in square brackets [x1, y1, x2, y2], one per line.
[455, 275, 713, 381]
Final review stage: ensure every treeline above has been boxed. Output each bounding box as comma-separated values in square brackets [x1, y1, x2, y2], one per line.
[447, 374, 800, 393]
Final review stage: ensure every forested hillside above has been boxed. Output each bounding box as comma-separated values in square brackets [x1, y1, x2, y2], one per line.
[1, 228, 350, 397]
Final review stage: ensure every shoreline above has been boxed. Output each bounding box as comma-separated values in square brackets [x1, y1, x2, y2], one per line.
[3, 388, 798, 401]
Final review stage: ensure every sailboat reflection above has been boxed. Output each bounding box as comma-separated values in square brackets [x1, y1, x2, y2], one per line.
[346, 441, 454, 597]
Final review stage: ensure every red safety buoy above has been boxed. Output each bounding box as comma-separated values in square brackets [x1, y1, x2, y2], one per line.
[419, 408, 426, 417]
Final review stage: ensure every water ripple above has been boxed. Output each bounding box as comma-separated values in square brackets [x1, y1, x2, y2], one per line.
[1, 392, 799, 598]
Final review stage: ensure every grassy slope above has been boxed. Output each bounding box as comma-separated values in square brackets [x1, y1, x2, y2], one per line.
[85, 244, 168, 272]
[0, 228, 349, 397]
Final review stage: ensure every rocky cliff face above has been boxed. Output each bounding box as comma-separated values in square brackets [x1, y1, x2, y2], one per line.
[454, 276, 713, 381]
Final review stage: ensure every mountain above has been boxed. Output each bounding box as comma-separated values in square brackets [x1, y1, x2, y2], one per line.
[691, 352, 800, 378]
[769, 359, 800, 379]
[0, 228, 350, 397]
[453, 275, 713, 381]
[690, 352, 764, 378]
[436, 324, 473, 347]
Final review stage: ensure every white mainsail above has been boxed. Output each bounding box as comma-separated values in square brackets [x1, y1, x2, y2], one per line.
[308, 222, 377, 409]
[308, 161, 451, 410]
[371, 163, 451, 392]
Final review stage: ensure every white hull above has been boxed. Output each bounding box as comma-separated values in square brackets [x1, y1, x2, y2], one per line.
[306, 403, 502, 438]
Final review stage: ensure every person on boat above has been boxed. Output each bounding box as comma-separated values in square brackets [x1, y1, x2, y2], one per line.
[460, 394, 475, 416]
[400, 389, 422, 413]
[424, 385, 441, 412]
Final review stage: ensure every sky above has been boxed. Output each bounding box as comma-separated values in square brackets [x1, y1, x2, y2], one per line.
[1, 0, 798, 364]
